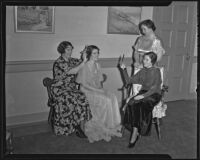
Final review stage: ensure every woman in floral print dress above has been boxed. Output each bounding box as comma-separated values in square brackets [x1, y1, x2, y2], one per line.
[51, 41, 92, 137]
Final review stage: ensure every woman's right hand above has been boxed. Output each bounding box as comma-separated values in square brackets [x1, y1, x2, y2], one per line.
[118, 55, 126, 69]
[134, 95, 144, 100]
[80, 46, 88, 63]
[120, 63, 126, 69]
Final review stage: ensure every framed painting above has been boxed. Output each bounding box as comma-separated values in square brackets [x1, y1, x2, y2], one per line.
[107, 7, 142, 35]
[14, 6, 55, 33]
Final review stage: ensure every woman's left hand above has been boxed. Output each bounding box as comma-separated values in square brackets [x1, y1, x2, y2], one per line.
[134, 95, 144, 100]
[82, 52, 87, 63]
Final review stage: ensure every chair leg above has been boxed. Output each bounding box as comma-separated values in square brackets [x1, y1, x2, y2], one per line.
[154, 118, 161, 140]
[48, 107, 53, 125]
[121, 125, 126, 135]
[48, 107, 55, 132]
[6, 131, 14, 154]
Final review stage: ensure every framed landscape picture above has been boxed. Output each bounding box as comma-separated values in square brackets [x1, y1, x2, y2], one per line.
[14, 6, 55, 33]
[107, 7, 142, 35]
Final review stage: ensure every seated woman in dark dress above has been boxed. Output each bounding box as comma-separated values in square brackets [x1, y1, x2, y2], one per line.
[50, 41, 92, 138]
[119, 52, 162, 148]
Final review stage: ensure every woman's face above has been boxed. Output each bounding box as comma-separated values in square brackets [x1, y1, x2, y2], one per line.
[143, 55, 152, 68]
[64, 46, 73, 57]
[90, 49, 99, 61]
[141, 25, 152, 36]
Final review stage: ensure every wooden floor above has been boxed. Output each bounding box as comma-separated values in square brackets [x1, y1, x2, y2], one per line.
[6, 100, 198, 158]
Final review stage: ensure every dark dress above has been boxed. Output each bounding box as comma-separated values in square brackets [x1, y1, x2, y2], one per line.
[50, 56, 92, 136]
[121, 66, 162, 136]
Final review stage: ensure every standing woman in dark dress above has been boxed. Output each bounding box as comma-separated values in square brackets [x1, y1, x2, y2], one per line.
[119, 52, 162, 148]
[51, 41, 92, 137]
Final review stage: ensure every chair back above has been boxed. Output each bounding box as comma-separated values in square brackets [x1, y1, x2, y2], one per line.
[43, 77, 55, 107]
[159, 67, 164, 87]
[43, 77, 56, 129]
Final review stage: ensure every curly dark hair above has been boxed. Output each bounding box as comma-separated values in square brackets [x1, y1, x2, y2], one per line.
[85, 45, 100, 60]
[57, 41, 74, 54]
[138, 19, 156, 35]
[144, 51, 157, 65]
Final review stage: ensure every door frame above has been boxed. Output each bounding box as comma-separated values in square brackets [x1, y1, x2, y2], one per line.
[184, 2, 197, 100]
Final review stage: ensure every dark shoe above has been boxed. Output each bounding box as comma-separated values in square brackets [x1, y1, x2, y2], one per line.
[128, 135, 139, 148]
[75, 126, 87, 138]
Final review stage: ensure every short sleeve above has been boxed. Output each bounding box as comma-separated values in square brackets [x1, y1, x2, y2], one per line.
[53, 61, 70, 80]
[152, 39, 165, 61]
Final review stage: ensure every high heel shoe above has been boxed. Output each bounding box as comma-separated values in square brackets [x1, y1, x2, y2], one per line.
[128, 135, 139, 148]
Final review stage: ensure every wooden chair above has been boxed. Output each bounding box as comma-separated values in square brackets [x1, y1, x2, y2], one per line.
[6, 131, 14, 154]
[43, 72, 107, 132]
[121, 67, 168, 140]
[43, 77, 56, 131]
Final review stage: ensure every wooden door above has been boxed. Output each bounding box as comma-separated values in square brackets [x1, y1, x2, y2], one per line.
[153, 2, 197, 101]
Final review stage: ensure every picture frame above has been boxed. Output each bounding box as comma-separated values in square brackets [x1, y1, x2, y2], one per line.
[107, 7, 142, 35]
[14, 6, 55, 33]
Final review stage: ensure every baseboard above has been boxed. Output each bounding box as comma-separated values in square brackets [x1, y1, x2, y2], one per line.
[7, 120, 51, 138]
[6, 111, 51, 137]
[6, 111, 49, 127]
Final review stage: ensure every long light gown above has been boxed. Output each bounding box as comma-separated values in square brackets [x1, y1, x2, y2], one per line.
[76, 62, 122, 143]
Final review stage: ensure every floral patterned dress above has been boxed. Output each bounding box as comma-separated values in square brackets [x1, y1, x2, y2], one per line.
[51, 56, 92, 136]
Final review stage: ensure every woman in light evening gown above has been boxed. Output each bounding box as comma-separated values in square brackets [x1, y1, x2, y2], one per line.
[76, 45, 122, 143]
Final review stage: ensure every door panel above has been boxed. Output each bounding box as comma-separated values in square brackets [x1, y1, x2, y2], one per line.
[153, 2, 196, 101]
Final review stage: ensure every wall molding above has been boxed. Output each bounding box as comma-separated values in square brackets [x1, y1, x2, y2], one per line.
[7, 120, 51, 138]
[6, 111, 49, 127]
[6, 57, 132, 73]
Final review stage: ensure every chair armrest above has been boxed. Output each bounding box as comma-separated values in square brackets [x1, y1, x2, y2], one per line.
[43, 77, 55, 107]
[43, 77, 55, 87]
[100, 73, 107, 87]
[102, 74, 107, 83]
[161, 85, 169, 96]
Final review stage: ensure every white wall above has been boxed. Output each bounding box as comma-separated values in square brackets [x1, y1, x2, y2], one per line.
[6, 6, 153, 61]
[6, 6, 153, 126]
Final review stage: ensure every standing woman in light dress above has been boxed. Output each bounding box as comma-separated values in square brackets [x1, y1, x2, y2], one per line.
[76, 45, 122, 143]
[133, 19, 165, 69]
